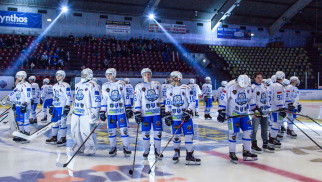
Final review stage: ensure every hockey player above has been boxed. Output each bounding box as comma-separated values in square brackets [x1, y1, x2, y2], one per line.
[268, 71, 287, 148]
[134, 68, 163, 159]
[165, 71, 201, 165]
[250, 72, 274, 153]
[99, 68, 131, 157]
[217, 75, 258, 163]
[28, 76, 40, 125]
[202, 77, 213, 120]
[188, 79, 201, 117]
[161, 78, 173, 118]
[72, 68, 100, 155]
[124, 78, 134, 112]
[12, 71, 32, 143]
[216, 81, 228, 102]
[46, 70, 71, 147]
[286, 76, 301, 138]
[40, 78, 53, 122]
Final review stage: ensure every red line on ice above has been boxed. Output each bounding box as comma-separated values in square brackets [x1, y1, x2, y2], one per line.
[205, 151, 322, 182]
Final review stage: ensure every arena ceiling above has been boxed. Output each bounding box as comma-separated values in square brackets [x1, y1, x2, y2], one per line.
[0, 0, 321, 32]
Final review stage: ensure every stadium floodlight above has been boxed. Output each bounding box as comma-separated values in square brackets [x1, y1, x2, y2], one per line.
[62, 6, 68, 13]
[148, 14, 155, 20]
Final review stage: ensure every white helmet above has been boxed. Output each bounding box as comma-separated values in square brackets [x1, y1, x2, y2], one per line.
[141, 68, 152, 76]
[56, 70, 66, 79]
[190, 79, 195, 84]
[221, 81, 228, 87]
[170, 71, 182, 81]
[124, 78, 130, 84]
[264, 78, 272, 86]
[205, 77, 211, 81]
[290, 76, 300, 86]
[262, 79, 266, 84]
[271, 75, 276, 83]
[16, 71, 27, 79]
[282, 79, 290, 86]
[237, 75, 250, 88]
[28, 76, 36, 81]
[275, 71, 285, 80]
[81, 68, 93, 82]
[43, 78, 50, 85]
[105, 68, 116, 78]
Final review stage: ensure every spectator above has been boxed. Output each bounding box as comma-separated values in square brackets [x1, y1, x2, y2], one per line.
[41, 52, 48, 65]
[83, 34, 89, 42]
[104, 58, 109, 67]
[69, 33, 74, 43]
[58, 58, 64, 66]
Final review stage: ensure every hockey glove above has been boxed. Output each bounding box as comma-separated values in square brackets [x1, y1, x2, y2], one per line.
[99, 111, 107, 121]
[278, 108, 286, 118]
[125, 106, 133, 118]
[49, 105, 54, 115]
[252, 106, 263, 117]
[31, 99, 34, 106]
[134, 111, 142, 124]
[182, 109, 192, 123]
[297, 104, 302, 113]
[20, 102, 27, 113]
[12, 103, 16, 111]
[287, 103, 296, 112]
[165, 112, 173, 126]
[217, 109, 226, 123]
[63, 105, 71, 116]
[160, 104, 166, 118]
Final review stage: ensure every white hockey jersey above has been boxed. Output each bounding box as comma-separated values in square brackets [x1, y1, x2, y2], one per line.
[216, 86, 225, 100]
[269, 82, 285, 111]
[251, 83, 270, 116]
[10, 82, 32, 107]
[74, 80, 101, 116]
[284, 85, 292, 107]
[188, 83, 201, 101]
[124, 83, 134, 106]
[165, 84, 195, 121]
[161, 84, 173, 103]
[101, 81, 130, 115]
[290, 85, 300, 107]
[52, 82, 72, 108]
[30, 83, 40, 103]
[202, 83, 212, 98]
[134, 81, 162, 117]
[41, 85, 53, 100]
[218, 82, 255, 116]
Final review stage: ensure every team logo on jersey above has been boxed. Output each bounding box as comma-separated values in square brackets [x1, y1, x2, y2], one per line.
[187, 125, 192, 130]
[120, 118, 125, 123]
[143, 122, 149, 127]
[247, 120, 251, 125]
[233, 90, 237, 95]
[106, 88, 110, 92]
[260, 93, 267, 104]
[110, 90, 121, 101]
[156, 121, 161, 127]
[173, 95, 184, 107]
[146, 104, 150, 108]
[182, 92, 185, 96]
[151, 103, 155, 108]
[110, 104, 114, 108]
[235, 123, 240, 127]
[257, 91, 260, 96]
[109, 119, 115, 124]
[75, 89, 84, 101]
[235, 92, 247, 106]
[145, 89, 158, 101]
[142, 87, 146, 92]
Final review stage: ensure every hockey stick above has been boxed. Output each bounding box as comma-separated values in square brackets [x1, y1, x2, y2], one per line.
[36, 109, 43, 116]
[0, 115, 8, 123]
[56, 119, 102, 168]
[0, 112, 9, 118]
[129, 123, 140, 175]
[0, 107, 11, 117]
[299, 112, 322, 128]
[148, 120, 185, 174]
[285, 117, 322, 150]
[294, 118, 320, 136]
[227, 110, 280, 119]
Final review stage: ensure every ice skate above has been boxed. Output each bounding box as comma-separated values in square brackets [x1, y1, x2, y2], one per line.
[229, 152, 238, 164]
[172, 148, 180, 164]
[185, 150, 201, 165]
[243, 150, 258, 161]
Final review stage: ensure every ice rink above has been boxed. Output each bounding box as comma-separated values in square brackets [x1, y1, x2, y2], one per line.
[0, 101, 321, 182]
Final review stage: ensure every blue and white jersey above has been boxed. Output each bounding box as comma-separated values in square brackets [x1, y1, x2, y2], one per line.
[251, 83, 270, 116]
[188, 83, 201, 101]
[216, 86, 225, 100]
[101, 81, 130, 115]
[270, 82, 285, 111]
[30, 83, 40, 103]
[290, 85, 300, 106]
[74, 80, 101, 116]
[165, 84, 195, 121]
[52, 82, 71, 108]
[161, 83, 173, 104]
[10, 82, 32, 107]
[218, 82, 255, 116]
[202, 83, 212, 98]
[284, 85, 292, 107]
[134, 81, 162, 117]
[41, 85, 53, 100]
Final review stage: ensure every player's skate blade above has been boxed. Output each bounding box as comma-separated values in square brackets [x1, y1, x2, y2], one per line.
[109, 147, 117, 157]
[229, 152, 238, 164]
[243, 150, 258, 161]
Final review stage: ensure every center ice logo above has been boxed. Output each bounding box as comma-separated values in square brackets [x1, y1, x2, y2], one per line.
[260, 93, 267, 104]
[75, 89, 84, 101]
[173, 95, 184, 107]
[110, 90, 121, 101]
[235, 92, 247, 105]
[145, 89, 158, 101]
